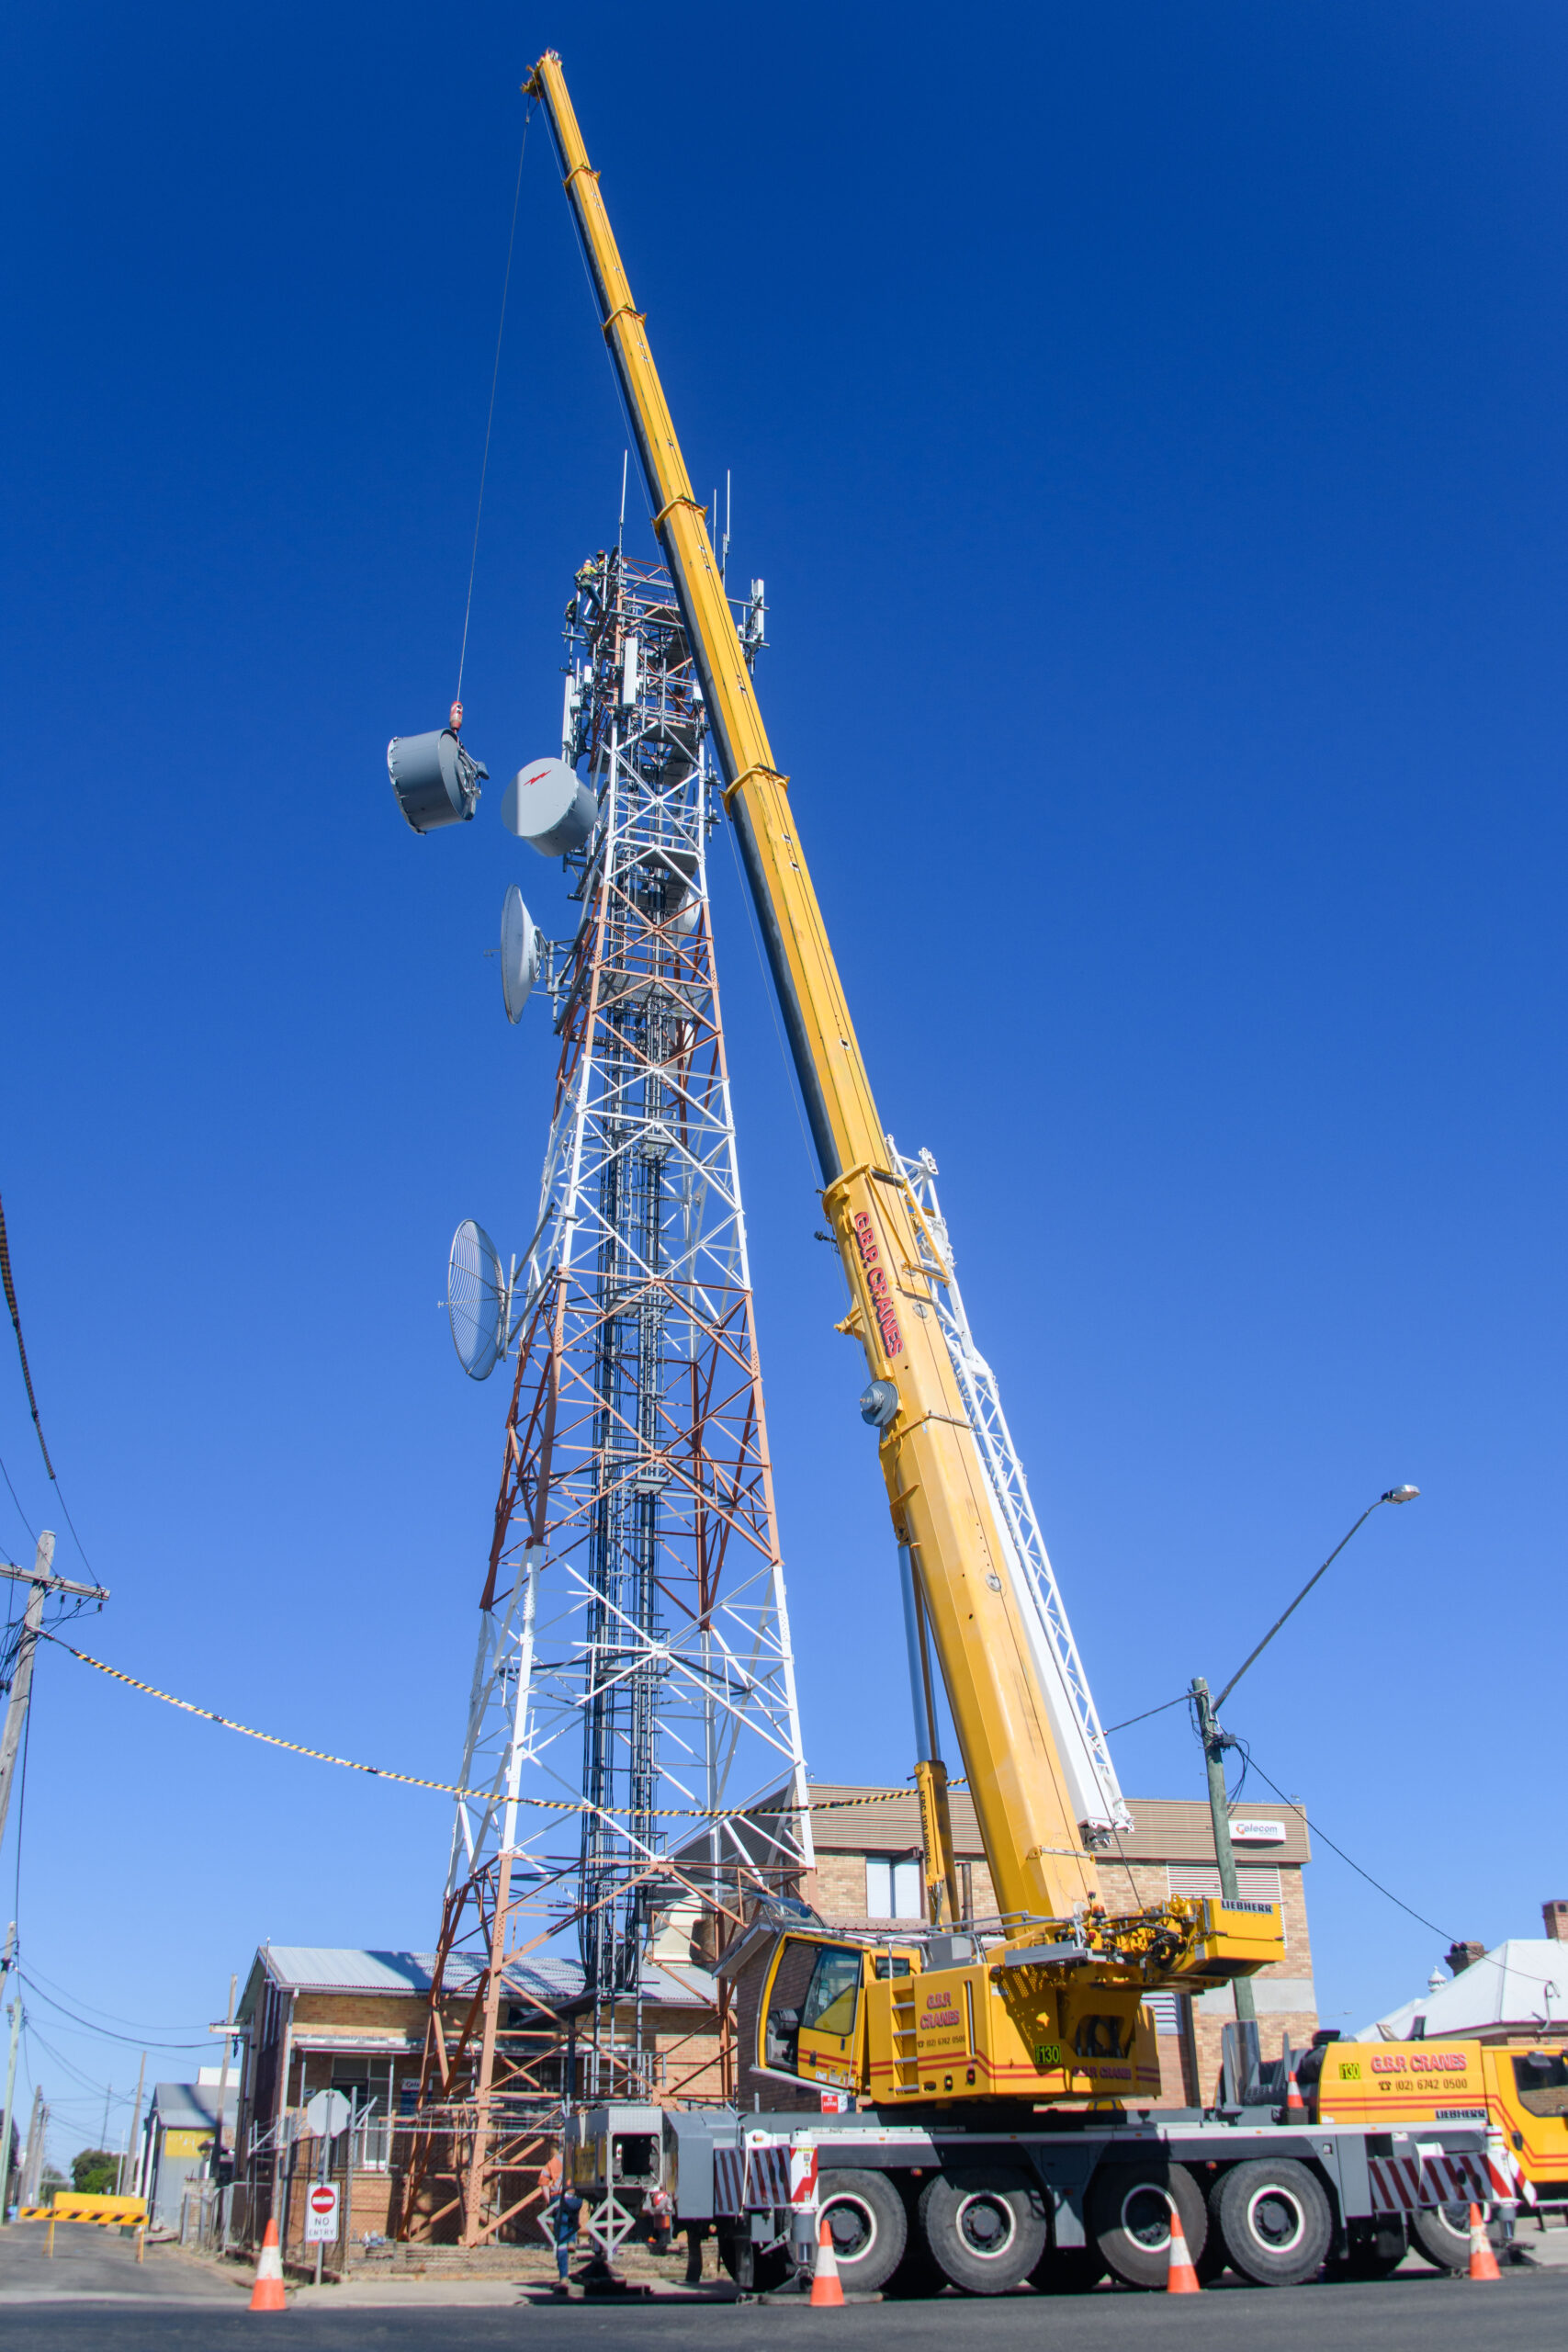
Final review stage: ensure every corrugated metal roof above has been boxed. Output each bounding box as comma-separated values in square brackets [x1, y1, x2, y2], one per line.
[149, 2081, 238, 2131]
[252, 1946, 715, 2013]
[262, 1949, 439, 1996]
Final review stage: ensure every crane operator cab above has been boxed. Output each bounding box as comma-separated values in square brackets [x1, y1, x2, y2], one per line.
[753, 1899, 1285, 2113]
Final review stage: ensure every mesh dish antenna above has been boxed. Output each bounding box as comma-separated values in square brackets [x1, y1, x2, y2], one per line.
[447, 1219, 509, 1380]
[500, 885, 540, 1023]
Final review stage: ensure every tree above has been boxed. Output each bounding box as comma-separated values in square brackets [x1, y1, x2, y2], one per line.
[71, 2148, 118, 2195]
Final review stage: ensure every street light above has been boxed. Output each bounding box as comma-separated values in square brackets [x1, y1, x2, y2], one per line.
[1191, 1485, 1419, 2027]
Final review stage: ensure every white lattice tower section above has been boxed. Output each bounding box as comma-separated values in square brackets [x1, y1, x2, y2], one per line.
[892, 1144, 1132, 1844]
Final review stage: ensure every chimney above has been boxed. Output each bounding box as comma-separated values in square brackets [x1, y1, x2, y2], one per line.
[1446, 1940, 1485, 1976]
[1544, 1901, 1568, 1943]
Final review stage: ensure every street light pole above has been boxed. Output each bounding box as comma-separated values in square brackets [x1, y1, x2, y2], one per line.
[1193, 1487, 1420, 2034]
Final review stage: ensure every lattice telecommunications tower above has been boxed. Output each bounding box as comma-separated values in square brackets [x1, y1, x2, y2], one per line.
[387, 539, 811, 2235]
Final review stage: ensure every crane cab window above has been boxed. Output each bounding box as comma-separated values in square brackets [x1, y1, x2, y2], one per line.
[802, 1947, 863, 2040]
[1513, 2052, 1568, 2116]
[762, 1938, 819, 2073]
[763, 1939, 863, 2075]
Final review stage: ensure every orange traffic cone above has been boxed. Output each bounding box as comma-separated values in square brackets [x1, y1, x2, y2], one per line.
[1467, 2203, 1502, 2282]
[1166, 2214, 1201, 2294]
[249, 2217, 288, 2312]
[809, 2211, 845, 2308]
[1283, 2067, 1307, 2120]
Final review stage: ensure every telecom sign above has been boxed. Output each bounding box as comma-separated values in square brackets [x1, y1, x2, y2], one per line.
[304, 2183, 340, 2244]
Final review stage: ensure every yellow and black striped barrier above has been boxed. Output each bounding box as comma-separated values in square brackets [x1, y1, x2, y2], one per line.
[39, 2194, 149, 2261]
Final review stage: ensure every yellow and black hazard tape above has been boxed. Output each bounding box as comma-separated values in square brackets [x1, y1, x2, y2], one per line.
[39, 1634, 938, 1822]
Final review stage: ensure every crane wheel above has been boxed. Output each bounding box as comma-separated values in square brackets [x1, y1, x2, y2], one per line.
[716, 2228, 791, 2293]
[1212, 2158, 1332, 2286]
[815, 2170, 908, 2293]
[1085, 2161, 1208, 2290]
[917, 2166, 1047, 2295]
[1409, 2202, 1498, 2273]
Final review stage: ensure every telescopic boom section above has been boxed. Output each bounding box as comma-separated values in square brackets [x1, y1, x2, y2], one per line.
[528, 52, 1100, 1932]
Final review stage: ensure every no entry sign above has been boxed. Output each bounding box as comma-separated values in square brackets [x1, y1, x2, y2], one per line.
[304, 2182, 340, 2244]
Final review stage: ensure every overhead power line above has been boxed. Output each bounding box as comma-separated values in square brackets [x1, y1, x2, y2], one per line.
[0, 1187, 93, 1574]
[0, 1191, 53, 1481]
[1238, 1747, 1456, 1945]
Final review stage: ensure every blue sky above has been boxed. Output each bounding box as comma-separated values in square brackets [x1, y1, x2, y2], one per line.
[5, 2, 1567, 2162]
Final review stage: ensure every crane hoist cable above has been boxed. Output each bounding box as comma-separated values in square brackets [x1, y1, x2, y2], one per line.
[455, 103, 535, 711]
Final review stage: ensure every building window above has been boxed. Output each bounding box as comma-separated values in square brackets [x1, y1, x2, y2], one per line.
[1167, 1862, 1287, 1947]
[865, 1856, 923, 1919]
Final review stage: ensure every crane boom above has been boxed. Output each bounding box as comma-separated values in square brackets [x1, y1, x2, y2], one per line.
[528, 51, 1102, 1934]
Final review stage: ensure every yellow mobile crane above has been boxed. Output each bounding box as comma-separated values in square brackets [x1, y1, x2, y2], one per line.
[526, 51, 1280, 2118]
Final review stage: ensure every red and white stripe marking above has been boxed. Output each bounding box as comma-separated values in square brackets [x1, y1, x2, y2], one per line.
[1367, 2151, 1490, 2214]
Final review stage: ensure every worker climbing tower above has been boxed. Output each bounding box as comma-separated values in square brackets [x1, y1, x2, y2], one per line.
[389, 539, 810, 2245]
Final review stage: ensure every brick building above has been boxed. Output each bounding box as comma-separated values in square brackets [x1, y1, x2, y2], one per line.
[226, 1943, 721, 2257]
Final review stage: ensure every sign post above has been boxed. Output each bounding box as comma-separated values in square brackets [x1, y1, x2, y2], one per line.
[305, 2181, 339, 2284]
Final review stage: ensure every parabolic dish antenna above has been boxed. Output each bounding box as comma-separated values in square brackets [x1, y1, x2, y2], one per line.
[447, 1218, 508, 1381]
[500, 885, 540, 1023]
[502, 756, 598, 856]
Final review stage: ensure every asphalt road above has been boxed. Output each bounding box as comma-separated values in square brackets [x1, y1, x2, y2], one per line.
[0, 2218, 1564, 2352]
[0, 2219, 248, 2308]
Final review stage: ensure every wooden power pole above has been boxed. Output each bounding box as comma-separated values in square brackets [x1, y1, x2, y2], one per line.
[0, 1532, 108, 1860]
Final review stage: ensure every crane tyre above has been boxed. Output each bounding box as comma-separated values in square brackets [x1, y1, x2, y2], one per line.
[1409, 2202, 1498, 2272]
[918, 2165, 1047, 2294]
[816, 2169, 908, 2293]
[1213, 2158, 1332, 2286]
[1027, 2245, 1108, 2293]
[716, 2229, 791, 2293]
[1087, 2160, 1208, 2290]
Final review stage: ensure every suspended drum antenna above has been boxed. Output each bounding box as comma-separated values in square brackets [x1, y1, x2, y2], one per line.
[455, 104, 534, 711]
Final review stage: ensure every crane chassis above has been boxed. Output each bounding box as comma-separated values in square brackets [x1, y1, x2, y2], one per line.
[569, 2098, 1506, 2295]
